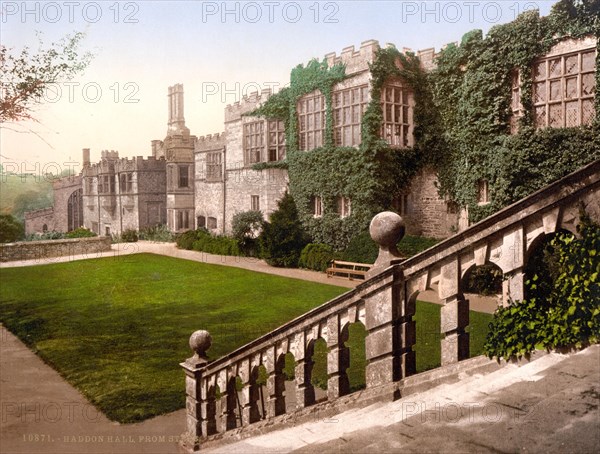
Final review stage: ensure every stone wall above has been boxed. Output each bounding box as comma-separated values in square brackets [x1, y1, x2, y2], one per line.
[24, 208, 56, 235]
[52, 175, 83, 232]
[403, 167, 461, 239]
[0, 236, 112, 262]
[224, 168, 289, 234]
[82, 152, 166, 235]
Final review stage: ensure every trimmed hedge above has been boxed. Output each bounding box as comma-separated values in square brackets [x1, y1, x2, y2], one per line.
[299, 243, 340, 272]
[192, 232, 240, 256]
[342, 231, 439, 264]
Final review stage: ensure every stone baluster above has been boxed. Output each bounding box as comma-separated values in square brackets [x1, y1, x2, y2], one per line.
[503, 269, 525, 307]
[219, 373, 237, 431]
[201, 377, 217, 437]
[364, 212, 405, 388]
[500, 226, 526, 306]
[441, 295, 470, 364]
[439, 260, 470, 364]
[294, 334, 316, 408]
[399, 295, 417, 376]
[180, 330, 212, 452]
[263, 347, 286, 418]
[327, 314, 350, 399]
[238, 360, 261, 425]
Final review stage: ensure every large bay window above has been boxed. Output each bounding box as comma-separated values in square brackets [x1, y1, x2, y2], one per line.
[298, 92, 326, 151]
[333, 86, 369, 147]
[380, 82, 413, 147]
[532, 47, 596, 129]
[244, 119, 286, 165]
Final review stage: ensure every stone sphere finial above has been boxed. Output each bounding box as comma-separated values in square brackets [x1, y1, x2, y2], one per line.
[189, 330, 212, 359]
[370, 211, 405, 247]
[367, 212, 405, 278]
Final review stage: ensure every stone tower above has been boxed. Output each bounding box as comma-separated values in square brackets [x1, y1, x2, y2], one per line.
[151, 84, 196, 232]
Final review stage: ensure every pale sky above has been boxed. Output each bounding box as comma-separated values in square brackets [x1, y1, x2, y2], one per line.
[1, 0, 555, 174]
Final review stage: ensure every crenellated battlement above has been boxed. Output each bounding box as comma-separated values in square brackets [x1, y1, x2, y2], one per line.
[100, 150, 119, 161]
[324, 39, 381, 75]
[323, 40, 443, 74]
[82, 150, 165, 176]
[225, 87, 273, 122]
[115, 155, 166, 173]
[195, 132, 227, 152]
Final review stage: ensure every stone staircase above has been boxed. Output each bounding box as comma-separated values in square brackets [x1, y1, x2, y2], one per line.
[179, 160, 600, 452]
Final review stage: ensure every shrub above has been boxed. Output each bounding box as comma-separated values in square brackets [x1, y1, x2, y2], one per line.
[484, 208, 600, 360]
[176, 229, 203, 250]
[231, 210, 264, 257]
[24, 231, 65, 242]
[259, 192, 309, 268]
[464, 264, 503, 296]
[299, 243, 338, 272]
[342, 231, 440, 264]
[120, 229, 138, 243]
[138, 225, 175, 242]
[192, 231, 240, 256]
[341, 231, 378, 264]
[397, 235, 439, 257]
[0, 214, 24, 243]
[65, 227, 96, 238]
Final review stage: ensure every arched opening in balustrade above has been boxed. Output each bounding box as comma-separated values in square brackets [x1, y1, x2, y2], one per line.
[255, 364, 268, 420]
[460, 262, 503, 355]
[461, 263, 503, 300]
[343, 321, 367, 392]
[283, 351, 297, 413]
[524, 229, 575, 304]
[308, 338, 328, 402]
[409, 288, 442, 372]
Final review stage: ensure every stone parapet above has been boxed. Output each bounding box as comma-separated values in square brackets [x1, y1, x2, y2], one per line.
[24, 207, 54, 220]
[195, 133, 227, 153]
[114, 156, 166, 173]
[224, 88, 273, 123]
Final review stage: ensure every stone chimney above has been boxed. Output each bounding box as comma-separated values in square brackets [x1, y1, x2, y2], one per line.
[82, 148, 90, 167]
[167, 83, 190, 137]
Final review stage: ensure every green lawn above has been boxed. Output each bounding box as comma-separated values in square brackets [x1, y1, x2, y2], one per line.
[0, 253, 492, 423]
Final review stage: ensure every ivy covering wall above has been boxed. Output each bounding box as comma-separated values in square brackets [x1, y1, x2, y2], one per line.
[252, 53, 428, 249]
[433, 0, 599, 222]
[251, 0, 599, 248]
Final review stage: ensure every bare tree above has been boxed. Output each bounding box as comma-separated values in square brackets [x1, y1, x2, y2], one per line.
[0, 31, 93, 124]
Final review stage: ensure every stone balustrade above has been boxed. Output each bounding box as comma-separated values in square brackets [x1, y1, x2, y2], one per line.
[181, 160, 600, 451]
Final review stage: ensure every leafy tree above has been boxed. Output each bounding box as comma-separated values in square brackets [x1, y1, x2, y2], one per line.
[259, 192, 309, 267]
[11, 189, 53, 221]
[1, 32, 93, 123]
[0, 214, 24, 243]
[232, 210, 264, 256]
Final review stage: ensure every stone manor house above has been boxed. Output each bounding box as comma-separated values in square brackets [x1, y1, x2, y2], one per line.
[25, 35, 597, 241]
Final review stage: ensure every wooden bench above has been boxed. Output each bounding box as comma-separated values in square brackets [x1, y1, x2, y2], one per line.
[326, 260, 373, 281]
